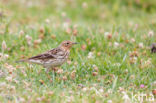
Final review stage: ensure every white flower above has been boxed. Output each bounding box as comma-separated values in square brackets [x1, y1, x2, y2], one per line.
[2, 40, 7, 50]
[61, 12, 66, 17]
[25, 35, 32, 46]
[124, 69, 128, 74]
[0, 53, 9, 61]
[6, 64, 16, 73]
[130, 57, 137, 64]
[122, 91, 131, 103]
[151, 81, 156, 86]
[6, 76, 13, 82]
[138, 42, 144, 48]
[133, 57, 137, 61]
[130, 38, 135, 43]
[118, 87, 124, 92]
[114, 63, 121, 67]
[25, 35, 32, 41]
[99, 89, 104, 93]
[0, 53, 3, 57]
[107, 100, 112, 103]
[36, 97, 42, 102]
[63, 22, 70, 29]
[0, 70, 4, 77]
[133, 24, 138, 31]
[104, 32, 109, 37]
[88, 52, 94, 59]
[4, 54, 9, 59]
[144, 58, 151, 66]
[0, 82, 7, 87]
[10, 85, 15, 90]
[82, 2, 88, 8]
[114, 42, 119, 48]
[90, 87, 102, 97]
[34, 39, 42, 44]
[19, 97, 25, 102]
[82, 87, 87, 92]
[148, 30, 154, 37]
[45, 19, 50, 23]
[66, 96, 74, 103]
[19, 30, 24, 36]
[107, 89, 112, 94]
[57, 69, 63, 74]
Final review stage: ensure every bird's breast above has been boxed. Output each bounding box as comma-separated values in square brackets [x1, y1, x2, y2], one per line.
[45, 51, 69, 68]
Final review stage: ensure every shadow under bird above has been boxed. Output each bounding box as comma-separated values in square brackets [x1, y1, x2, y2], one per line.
[17, 41, 77, 72]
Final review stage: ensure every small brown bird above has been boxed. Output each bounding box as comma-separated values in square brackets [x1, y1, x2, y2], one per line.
[18, 41, 77, 71]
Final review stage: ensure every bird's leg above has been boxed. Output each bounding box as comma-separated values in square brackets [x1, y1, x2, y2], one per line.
[51, 67, 56, 84]
[46, 67, 57, 73]
[46, 67, 55, 83]
[46, 67, 50, 74]
[46, 67, 53, 81]
[52, 67, 58, 72]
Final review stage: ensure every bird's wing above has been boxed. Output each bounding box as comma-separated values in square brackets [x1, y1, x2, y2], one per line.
[28, 48, 64, 61]
[48, 48, 66, 59]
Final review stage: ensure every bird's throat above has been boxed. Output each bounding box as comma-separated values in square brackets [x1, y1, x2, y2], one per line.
[60, 46, 70, 52]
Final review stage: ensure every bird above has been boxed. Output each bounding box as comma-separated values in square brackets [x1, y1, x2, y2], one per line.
[17, 40, 77, 72]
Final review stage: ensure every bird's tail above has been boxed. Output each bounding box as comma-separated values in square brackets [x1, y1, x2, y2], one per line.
[16, 59, 28, 63]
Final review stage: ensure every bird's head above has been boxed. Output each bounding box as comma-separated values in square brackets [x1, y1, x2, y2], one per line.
[60, 41, 77, 51]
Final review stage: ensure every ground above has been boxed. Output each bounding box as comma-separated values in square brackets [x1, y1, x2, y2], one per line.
[0, 0, 156, 103]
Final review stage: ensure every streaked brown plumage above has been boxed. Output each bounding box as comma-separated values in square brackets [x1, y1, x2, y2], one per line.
[18, 41, 77, 71]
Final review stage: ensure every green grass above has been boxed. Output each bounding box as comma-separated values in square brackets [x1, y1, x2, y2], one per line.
[0, 0, 156, 103]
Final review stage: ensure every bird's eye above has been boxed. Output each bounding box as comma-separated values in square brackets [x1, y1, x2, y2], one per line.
[66, 43, 69, 45]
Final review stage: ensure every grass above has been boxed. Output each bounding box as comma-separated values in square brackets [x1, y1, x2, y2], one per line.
[0, 0, 156, 103]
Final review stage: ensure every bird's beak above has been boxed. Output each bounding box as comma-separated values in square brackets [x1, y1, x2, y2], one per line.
[72, 42, 78, 45]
